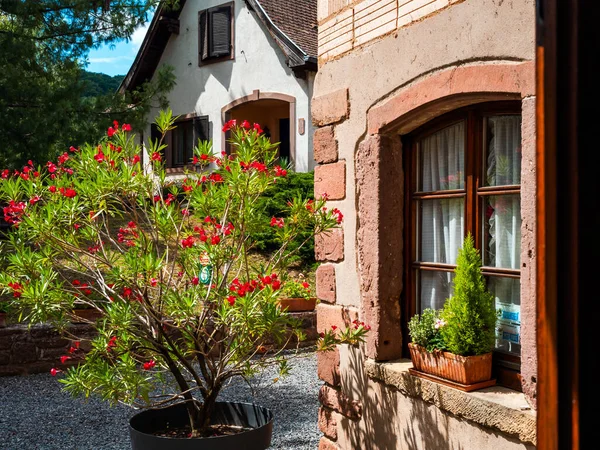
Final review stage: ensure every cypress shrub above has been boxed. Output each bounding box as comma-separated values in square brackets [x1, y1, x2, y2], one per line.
[440, 233, 498, 356]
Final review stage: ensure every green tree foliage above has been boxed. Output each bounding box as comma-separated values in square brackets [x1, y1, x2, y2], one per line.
[252, 171, 316, 266]
[80, 71, 125, 97]
[0, 1, 177, 169]
[440, 233, 498, 356]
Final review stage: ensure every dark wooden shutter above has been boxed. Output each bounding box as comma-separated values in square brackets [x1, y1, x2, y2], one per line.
[199, 10, 209, 61]
[193, 116, 210, 144]
[209, 6, 231, 57]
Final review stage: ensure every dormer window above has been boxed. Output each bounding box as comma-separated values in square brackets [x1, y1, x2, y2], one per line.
[198, 2, 234, 65]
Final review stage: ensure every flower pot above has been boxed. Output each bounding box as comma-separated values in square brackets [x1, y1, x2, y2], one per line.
[0, 312, 7, 328]
[71, 308, 104, 323]
[129, 402, 273, 450]
[408, 343, 493, 386]
[277, 297, 316, 312]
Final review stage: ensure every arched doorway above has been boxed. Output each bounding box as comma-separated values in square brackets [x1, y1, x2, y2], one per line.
[222, 91, 295, 166]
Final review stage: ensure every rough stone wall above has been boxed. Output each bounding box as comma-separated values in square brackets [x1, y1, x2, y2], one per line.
[313, 0, 537, 447]
[0, 323, 95, 376]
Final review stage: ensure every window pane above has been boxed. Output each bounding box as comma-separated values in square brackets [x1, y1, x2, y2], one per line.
[174, 122, 193, 166]
[483, 195, 521, 268]
[485, 115, 522, 186]
[419, 198, 464, 264]
[418, 122, 465, 191]
[419, 270, 454, 312]
[488, 276, 521, 355]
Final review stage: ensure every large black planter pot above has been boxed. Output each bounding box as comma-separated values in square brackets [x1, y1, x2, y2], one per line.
[129, 402, 273, 450]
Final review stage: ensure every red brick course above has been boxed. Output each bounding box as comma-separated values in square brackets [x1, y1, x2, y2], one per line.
[314, 126, 339, 164]
[318, 407, 338, 440]
[317, 347, 341, 386]
[319, 436, 340, 450]
[312, 88, 349, 126]
[314, 161, 346, 200]
[316, 303, 359, 334]
[319, 385, 362, 420]
[315, 229, 344, 262]
[316, 264, 337, 303]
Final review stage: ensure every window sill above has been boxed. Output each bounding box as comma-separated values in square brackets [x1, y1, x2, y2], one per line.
[365, 359, 536, 446]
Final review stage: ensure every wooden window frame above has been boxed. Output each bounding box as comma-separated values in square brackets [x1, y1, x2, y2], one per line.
[402, 101, 523, 390]
[198, 2, 235, 67]
[156, 115, 210, 173]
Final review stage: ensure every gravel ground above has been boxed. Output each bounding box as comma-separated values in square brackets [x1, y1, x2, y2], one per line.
[0, 351, 320, 450]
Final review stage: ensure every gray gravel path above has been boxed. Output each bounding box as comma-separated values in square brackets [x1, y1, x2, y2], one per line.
[0, 352, 320, 450]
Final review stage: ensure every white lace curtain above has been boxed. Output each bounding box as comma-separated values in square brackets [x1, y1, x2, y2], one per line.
[419, 122, 465, 311]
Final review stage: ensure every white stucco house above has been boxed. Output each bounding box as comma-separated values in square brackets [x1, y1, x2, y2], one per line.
[120, 0, 318, 173]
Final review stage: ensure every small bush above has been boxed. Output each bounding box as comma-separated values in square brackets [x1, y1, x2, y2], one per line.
[251, 171, 315, 266]
[440, 233, 498, 356]
[408, 308, 446, 352]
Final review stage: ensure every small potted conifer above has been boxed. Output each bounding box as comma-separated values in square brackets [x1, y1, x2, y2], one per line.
[408, 233, 498, 390]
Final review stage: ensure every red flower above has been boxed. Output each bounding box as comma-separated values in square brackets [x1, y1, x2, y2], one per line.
[94, 150, 105, 163]
[29, 196, 41, 205]
[302, 282, 310, 289]
[181, 209, 190, 216]
[69, 146, 78, 153]
[131, 155, 141, 165]
[331, 325, 338, 331]
[150, 278, 158, 287]
[222, 119, 237, 132]
[270, 217, 284, 228]
[49, 185, 57, 193]
[122, 123, 132, 132]
[253, 123, 263, 134]
[1, 169, 9, 178]
[331, 208, 343, 224]
[57, 153, 69, 165]
[241, 120, 251, 130]
[143, 360, 156, 370]
[274, 166, 287, 177]
[181, 236, 194, 248]
[272, 280, 281, 290]
[59, 187, 77, 198]
[122, 287, 133, 298]
[211, 235, 220, 245]
[151, 152, 161, 162]
[191, 276, 199, 286]
[209, 173, 224, 183]
[227, 295, 236, 306]
[107, 127, 116, 137]
[60, 355, 70, 364]
[50, 368, 60, 376]
[107, 336, 118, 351]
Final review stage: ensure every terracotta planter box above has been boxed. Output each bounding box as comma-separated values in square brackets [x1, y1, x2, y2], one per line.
[277, 297, 317, 312]
[408, 343, 493, 385]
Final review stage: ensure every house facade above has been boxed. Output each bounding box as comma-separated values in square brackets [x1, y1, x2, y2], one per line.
[312, 0, 537, 448]
[121, 0, 318, 173]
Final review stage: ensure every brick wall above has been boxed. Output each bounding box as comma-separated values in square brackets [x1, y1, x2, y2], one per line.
[318, 0, 464, 62]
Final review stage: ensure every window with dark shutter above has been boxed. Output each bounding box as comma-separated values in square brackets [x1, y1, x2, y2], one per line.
[198, 2, 234, 65]
[193, 116, 210, 144]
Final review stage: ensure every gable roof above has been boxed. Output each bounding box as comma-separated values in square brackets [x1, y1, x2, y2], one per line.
[120, 0, 317, 93]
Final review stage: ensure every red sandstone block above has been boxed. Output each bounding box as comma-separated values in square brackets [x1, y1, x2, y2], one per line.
[314, 161, 346, 200]
[318, 407, 338, 440]
[312, 88, 349, 126]
[314, 126, 338, 164]
[318, 347, 341, 386]
[319, 436, 340, 450]
[316, 264, 336, 303]
[316, 303, 359, 334]
[315, 229, 344, 262]
[319, 385, 362, 420]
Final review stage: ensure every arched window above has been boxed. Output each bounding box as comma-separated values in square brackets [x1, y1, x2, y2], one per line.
[403, 101, 522, 387]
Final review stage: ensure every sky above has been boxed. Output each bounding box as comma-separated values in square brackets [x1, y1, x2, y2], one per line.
[85, 23, 149, 76]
